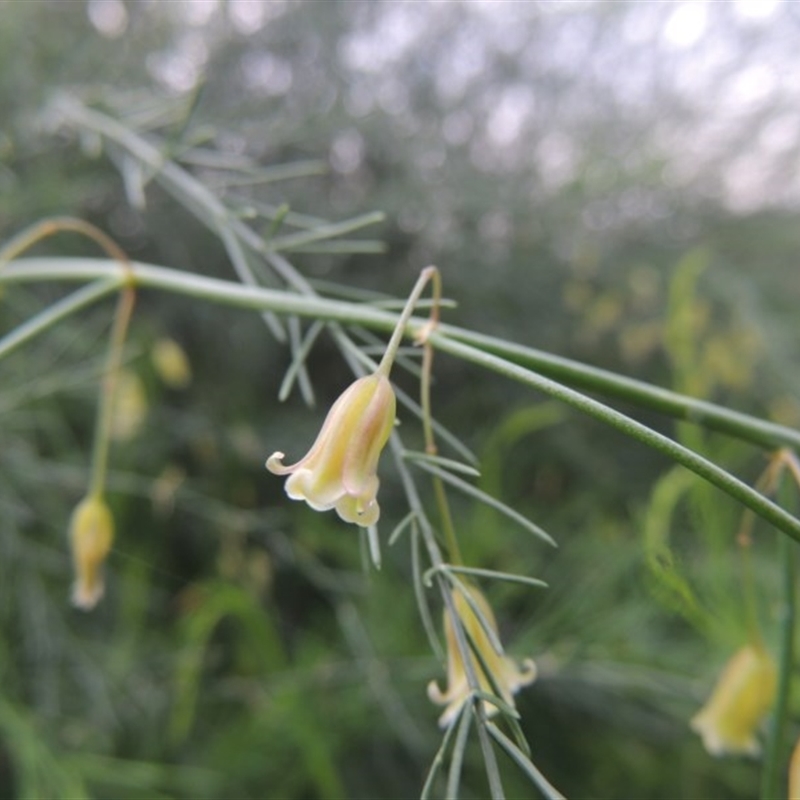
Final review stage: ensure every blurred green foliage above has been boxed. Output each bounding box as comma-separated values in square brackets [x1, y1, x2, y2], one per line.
[3, 1, 800, 798]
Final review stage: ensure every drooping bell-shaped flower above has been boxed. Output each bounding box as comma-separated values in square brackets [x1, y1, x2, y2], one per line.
[68, 494, 115, 610]
[266, 372, 396, 527]
[691, 644, 777, 756]
[427, 584, 537, 728]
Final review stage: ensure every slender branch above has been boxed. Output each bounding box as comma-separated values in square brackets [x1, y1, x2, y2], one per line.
[87, 284, 136, 497]
[5, 255, 799, 452]
[0, 278, 121, 361]
[416, 268, 463, 565]
[4, 258, 800, 545]
[761, 463, 798, 800]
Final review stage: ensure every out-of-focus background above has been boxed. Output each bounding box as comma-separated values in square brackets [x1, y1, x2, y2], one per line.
[2, 1, 800, 798]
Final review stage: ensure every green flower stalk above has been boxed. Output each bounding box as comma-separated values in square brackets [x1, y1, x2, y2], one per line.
[0, 217, 136, 608]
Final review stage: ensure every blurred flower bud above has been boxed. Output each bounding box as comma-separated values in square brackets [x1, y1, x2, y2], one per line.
[266, 372, 395, 527]
[152, 337, 192, 389]
[110, 368, 147, 441]
[68, 494, 114, 610]
[428, 584, 536, 728]
[691, 644, 776, 756]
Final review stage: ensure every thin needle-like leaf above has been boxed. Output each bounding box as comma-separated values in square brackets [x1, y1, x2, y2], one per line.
[286, 315, 315, 406]
[471, 691, 520, 720]
[281, 240, 386, 255]
[268, 211, 385, 252]
[0, 278, 121, 362]
[208, 160, 328, 188]
[412, 521, 444, 663]
[425, 565, 548, 591]
[404, 451, 481, 478]
[475, 706, 506, 800]
[278, 320, 324, 403]
[388, 510, 416, 546]
[444, 572, 505, 656]
[217, 222, 286, 343]
[487, 723, 566, 800]
[413, 460, 556, 547]
[420, 702, 466, 800]
[446, 702, 473, 800]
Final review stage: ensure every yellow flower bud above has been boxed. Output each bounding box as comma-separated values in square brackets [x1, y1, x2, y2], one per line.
[110, 368, 147, 441]
[427, 585, 536, 728]
[68, 494, 115, 610]
[691, 644, 777, 757]
[152, 337, 192, 389]
[266, 373, 396, 527]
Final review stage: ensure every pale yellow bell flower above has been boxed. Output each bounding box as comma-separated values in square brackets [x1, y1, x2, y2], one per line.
[266, 372, 396, 527]
[68, 494, 114, 610]
[691, 644, 777, 757]
[428, 585, 536, 728]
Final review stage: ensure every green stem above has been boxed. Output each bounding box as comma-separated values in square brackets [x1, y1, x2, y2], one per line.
[87, 284, 136, 498]
[761, 472, 797, 800]
[740, 524, 763, 650]
[0, 278, 121, 361]
[377, 265, 436, 377]
[416, 270, 463, 565]
[0, 219, 136, 500]
[5, 256, 799, 451]
[4, 258, 800, 544]
[428, 334, 800, 546]
[48, 95, 800, 452]
[440, 324, 800, 452]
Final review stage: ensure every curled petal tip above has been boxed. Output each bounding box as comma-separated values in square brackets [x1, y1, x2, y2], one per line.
[427, 679, 447, 704]
[266, 451, 289, 474]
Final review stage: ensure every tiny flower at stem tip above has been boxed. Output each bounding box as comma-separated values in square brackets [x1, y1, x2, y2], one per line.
[691, 644, 777, 757]
[266, 372, 396, 527]
[428, 584, 536, 728]
[68, 494, 115, 610]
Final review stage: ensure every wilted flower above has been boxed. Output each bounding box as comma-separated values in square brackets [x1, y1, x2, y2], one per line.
[266, 372, 396, 527]
[428, 584, 536, 728]
[68, 494, 114, 610]
[691, 644, 777, 757]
